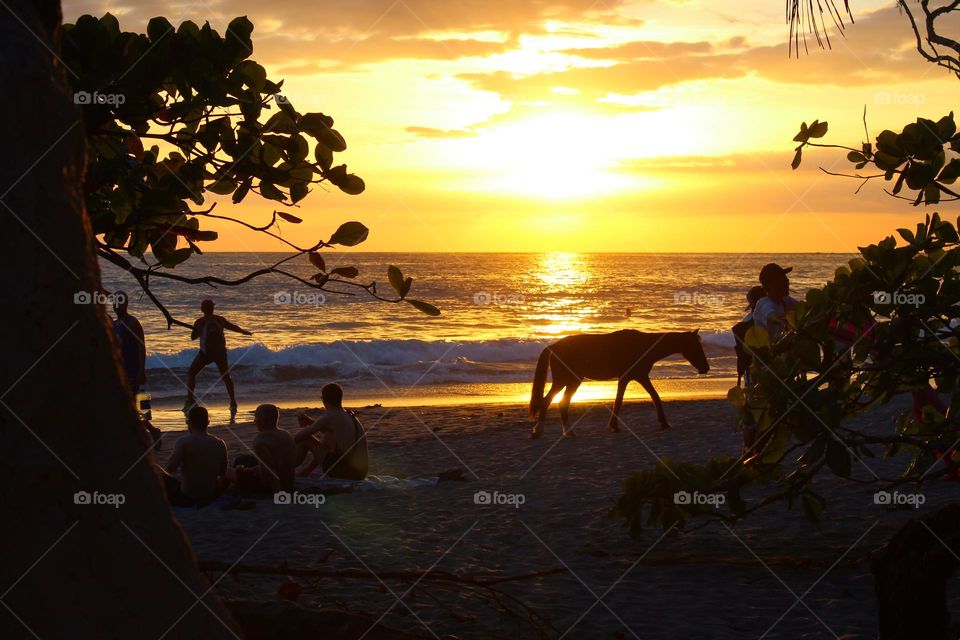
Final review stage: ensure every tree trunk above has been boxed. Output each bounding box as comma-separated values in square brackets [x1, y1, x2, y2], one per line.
[871, 504, 960, 640]
[0, 2, 239, 638]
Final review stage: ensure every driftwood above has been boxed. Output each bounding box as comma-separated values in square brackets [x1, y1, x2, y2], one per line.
[222, 598, 426, 640]
[871, 504, 960, 640]
[202, 561, 567, 639]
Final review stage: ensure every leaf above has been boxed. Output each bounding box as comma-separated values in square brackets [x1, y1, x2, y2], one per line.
[744, 325, 771, 349]
[298, 112, 335, 135]
[825, 440, 851, 478]
[338, 174, 365, 196]
[147, 16, 174, 42]
[308, 252, 326, 272]
[260, 181, 284, 202]
[330, 266, 359, 278]
[387, 265, 405, 296]
[791, 148, 802, 170]
[160, 247, 193, 267]
[939, 158, 960, 184]
[847, 151, 866, 163]
[808, 120, 828, 138]
[407, 299, 441, 316]
[277, 211, 302, 224]
[314, 143, 333, 171]
[232, 178, 252, 204]
[329, 221, 369, 246]
[290, 182, 309, 204]
[793, 122, 809, 143]
[206, 180, 237, 195]
[897, 228, 915, 243]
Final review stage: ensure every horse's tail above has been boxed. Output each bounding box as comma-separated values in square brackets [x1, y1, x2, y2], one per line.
[529, 348, 551, 420]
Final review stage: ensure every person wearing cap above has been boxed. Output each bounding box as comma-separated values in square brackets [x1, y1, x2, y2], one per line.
[185, 299, 253, 421]
[112, 290, 146, 394]
[754, 263, 798, 340]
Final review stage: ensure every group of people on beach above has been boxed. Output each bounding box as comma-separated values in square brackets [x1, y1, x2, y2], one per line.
[731, 263, 797, 452]
[111, 296, 369, 508]
[158, 384, 369, 508]
[732, 262, 797, 385]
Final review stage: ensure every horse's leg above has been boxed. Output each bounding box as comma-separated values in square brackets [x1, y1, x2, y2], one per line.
[559, 381, 581, 437]
[637, 375, 670, 429]
[532, 382, 563, 439]
[608, 377, 628, 432]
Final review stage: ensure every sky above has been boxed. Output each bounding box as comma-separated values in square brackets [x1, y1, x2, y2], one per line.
[61, 0, 960, 253]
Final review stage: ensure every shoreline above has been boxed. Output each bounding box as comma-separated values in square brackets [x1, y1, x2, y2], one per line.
[146, 378, 739, 431]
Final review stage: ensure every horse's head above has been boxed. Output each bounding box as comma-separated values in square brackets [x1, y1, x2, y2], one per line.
[681, 329, 710, 374]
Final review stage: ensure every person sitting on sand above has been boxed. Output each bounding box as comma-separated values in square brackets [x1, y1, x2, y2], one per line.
[294, 383, 368, 481]
[753, 263, 798, 340]
[159, 405, 229, 507]
[184, 299, 253, 422]
[232, 404, 297, 495]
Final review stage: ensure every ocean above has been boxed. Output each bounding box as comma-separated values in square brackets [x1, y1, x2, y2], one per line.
[100, 252, 852, 428]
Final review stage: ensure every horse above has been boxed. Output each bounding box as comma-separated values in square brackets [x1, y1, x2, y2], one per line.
[528, 329, 710, 438]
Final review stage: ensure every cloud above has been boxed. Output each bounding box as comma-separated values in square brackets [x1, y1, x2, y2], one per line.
[453, 5, 937, 116]
[62, 0, 637, 70]
[406, 126, 478, 138]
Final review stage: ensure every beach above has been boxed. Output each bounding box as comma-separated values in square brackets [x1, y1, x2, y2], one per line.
[156, 395, 957, 640]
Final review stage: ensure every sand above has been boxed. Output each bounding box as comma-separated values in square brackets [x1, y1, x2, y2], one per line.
[154, 396, 960, 639]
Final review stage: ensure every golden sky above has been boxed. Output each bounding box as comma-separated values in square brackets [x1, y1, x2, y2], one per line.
[62, 0, 959, 253]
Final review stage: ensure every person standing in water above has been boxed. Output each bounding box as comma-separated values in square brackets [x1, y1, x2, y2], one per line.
[185, 299, 252, 421]
[112, 291, 146, 394]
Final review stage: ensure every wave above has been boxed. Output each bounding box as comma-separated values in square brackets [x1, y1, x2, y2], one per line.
[144, 333, 736, 394]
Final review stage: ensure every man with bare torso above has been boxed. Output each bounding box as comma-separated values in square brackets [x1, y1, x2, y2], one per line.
[294, 384, 368, 481]
[185, 299, 252, 422]
[233, 404, 296, 495]
[160, 405, 228, 506]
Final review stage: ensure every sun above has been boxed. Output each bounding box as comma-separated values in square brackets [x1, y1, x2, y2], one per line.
[485, 112, 632, 199]
[457, 111, 642, 199]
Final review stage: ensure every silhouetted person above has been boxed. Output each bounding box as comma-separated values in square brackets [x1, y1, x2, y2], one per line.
[112, 291, 146, 394]
[184, 299, 252, 421]
[732, 286, 767, 387]
[159, 405, 228, 507]
[294, 383, 369, 480]
[754, 263, 798, 339]
[232, 404, 296, 495]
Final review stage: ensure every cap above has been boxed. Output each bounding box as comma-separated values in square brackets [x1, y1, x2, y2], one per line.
[759, 263, 792, 287]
